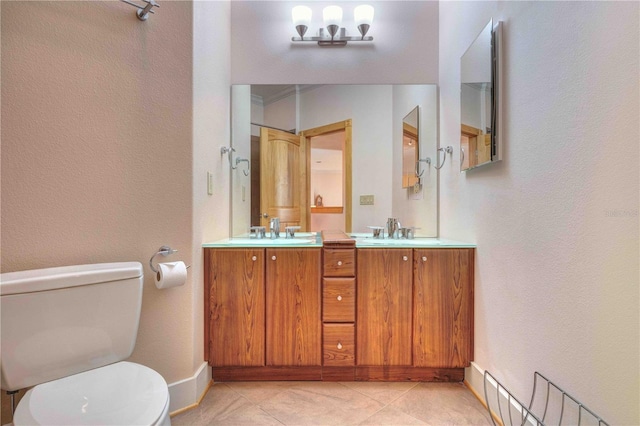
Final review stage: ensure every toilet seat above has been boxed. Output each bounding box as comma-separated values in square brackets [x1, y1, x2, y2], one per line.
[14, 361, 170, 426]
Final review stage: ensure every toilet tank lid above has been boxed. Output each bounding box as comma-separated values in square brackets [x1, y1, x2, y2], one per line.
[0, 262, 143, 296]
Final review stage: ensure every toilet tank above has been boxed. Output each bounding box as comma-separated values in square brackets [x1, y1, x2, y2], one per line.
[0, 262, 144, 391]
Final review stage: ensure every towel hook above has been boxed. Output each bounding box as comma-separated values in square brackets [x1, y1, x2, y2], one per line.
[434, 146, 453, 170]
[221, 146, 237, 169]
[120, 0, 159, 21]
[416, 157, 431, 178]
[235, 157, 251, 176]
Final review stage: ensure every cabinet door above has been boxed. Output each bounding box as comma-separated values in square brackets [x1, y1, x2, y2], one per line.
[207, 249, 265, 366]
[357, 249, 413, 366]
[266, 248, 321, 366]
[413, 249, 473, 368]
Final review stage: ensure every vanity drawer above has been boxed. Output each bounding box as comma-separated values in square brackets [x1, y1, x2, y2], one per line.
[323, 324, 355, 366]
[323, 249, 355, 277]
[323, 278, 355, 322]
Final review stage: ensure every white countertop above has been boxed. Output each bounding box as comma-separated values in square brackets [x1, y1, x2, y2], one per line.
[203, 233, 475, 249]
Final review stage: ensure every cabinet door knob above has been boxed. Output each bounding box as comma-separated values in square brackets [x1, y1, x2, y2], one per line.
[422, 256, 427, 262]
[403, 256, 408, 261]
[337, 342, 343, 350]
[252, 256, 257, 261]
[337, 261, 343, 266]
[271, 255, 276, 261]
[337, 295, 342, 301]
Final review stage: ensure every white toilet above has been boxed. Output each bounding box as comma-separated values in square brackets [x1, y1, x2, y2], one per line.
[0, 262, 171, 425]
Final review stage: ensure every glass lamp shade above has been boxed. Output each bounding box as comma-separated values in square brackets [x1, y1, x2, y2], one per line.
[292, 5, 312, 27]
[323, 5, 343, 28]
[354, 5, 374, 37]
[292, 6, 312, 38]
[354, 5, 374, 26]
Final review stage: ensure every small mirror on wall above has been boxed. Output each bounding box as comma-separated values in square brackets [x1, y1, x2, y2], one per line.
[402, 106, 419, 188]
[460, 19, 503, 172]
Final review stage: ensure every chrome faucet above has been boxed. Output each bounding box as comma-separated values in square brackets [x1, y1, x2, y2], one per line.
[387, 217, 401, 239]
[270, 217, 280, 239]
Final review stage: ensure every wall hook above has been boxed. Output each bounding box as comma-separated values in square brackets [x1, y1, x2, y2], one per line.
[235, 157, 251, 176]
[120, 0, 159, 21]
[416, 157, 431, 178]
[221, 146, 237, 169]
[434, 146, 453, 170]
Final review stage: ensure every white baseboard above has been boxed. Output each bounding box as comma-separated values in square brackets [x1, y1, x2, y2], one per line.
[167, 362, 211, 414]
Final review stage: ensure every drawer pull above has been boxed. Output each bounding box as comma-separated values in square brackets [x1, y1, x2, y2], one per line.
[403, 256, 408, 261]
[337, 295, 342, 301]
[337, 261, 343, 266]
[252, 256, 257, 261]
[422, 256, 427, 262]
[271, 255, 276, 261]
[337, 342, 343, 350]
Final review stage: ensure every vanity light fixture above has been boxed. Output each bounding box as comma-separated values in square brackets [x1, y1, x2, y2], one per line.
[291, 5, 374, 47]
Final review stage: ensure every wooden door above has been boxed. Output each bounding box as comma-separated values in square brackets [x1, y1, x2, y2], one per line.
[266, 248, 321, 366]
[207, 249, 265, 366]
[260, 127, 307, 231]
[413, 249, 473, 368]
[357, 249, 413, 366]
[461, 124, 481, 169]
[477, 133, 492, 165]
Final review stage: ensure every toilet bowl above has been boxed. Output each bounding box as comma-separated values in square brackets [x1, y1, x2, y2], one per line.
[13, 362, 170, 426]
[1, 262, 171, 426]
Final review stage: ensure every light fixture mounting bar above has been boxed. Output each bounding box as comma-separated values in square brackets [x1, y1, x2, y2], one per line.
[291, 28, 373, 46]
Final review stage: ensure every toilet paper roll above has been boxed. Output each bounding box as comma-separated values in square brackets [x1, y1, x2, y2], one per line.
[155, 261, 187, 289]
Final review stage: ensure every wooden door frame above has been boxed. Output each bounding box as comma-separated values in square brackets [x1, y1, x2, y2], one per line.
[299, 119, 352, 233]
[461, 124, 481, 169]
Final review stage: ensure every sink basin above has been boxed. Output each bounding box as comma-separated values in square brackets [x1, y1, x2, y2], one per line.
[227, 238, 316, 245]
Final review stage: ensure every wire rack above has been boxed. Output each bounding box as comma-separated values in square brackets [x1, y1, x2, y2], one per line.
[483, 371, 609, 426]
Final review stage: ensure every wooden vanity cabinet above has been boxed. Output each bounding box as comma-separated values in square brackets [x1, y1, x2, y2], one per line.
[205, 248, 265, 367]
[265, 248, 322, 366]
[321, 231, 357, 379]
[205, 247, 322, 379]
[205, 244, 474, 381]
[356, 248, 413, 366]
[413, 248, 474, 368]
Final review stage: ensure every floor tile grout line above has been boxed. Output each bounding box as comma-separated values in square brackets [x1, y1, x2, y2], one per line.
[213, 382, 289, 425]
[338, 380, 423, 407]
[227, 381, 304, 425]
[357, 404, 427, 426]
[350, 381, 426, 426]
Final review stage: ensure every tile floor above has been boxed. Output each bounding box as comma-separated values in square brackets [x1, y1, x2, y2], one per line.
[172, 381, 492, 425]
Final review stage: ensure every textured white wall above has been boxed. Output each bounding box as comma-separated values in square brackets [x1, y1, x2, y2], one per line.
[230, 1, 439, 84]
[439, 2, 639, 424]
[391, 85, 438, 236]
[264, 95, 297, 132]
[1, 0, 194, 385]
[300, 85, 394, 232]
[231, 85, 252, 236]
[193, 0, 231, 372]
[2, 1, 231, 417]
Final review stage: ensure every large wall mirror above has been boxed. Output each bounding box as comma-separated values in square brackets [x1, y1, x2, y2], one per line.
[460, 19, 503, 172]
[230, 84, 439, 237]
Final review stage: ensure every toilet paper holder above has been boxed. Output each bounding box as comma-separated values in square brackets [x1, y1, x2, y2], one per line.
[149, 246, 190, 273]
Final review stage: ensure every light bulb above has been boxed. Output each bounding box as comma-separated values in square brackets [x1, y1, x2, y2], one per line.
[323, 5, 343, 38]
[292, 6, 312, 38]
[354, 5, 374, 38]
